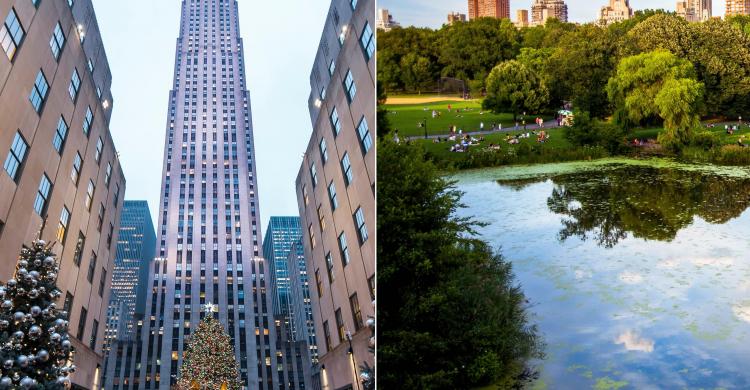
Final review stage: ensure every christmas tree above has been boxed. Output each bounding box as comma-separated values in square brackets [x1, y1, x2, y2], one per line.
[177, 304, 241, 390]
[0, 239, 75, 389]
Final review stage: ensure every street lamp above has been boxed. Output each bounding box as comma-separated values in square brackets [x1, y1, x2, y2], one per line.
[422, 117, 428, 139]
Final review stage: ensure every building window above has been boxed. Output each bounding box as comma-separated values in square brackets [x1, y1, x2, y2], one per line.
[53, 116, 69, 153]
[343, 70, 357, 103]
[85, 180, 95, 211]
[309, 163, 318, 187]
[338, 232, 350, 266]
[320, 87, 326, 101]
[63, 293, 73, 318]
[90, 319, 98, 349]
[335, 308, 345, 342]
[97, 204, 104, 231]
[0, 220, 4, 238]
[29, 70, 49, 112]
[87, 252, 96, 283]
[113, 183, 120, 207]
[69, 68, 81, 101]
[68, 0, 74, 7]
[107, 223, 114, 248]
[330, 107, 341, 136]
[95, 137, 103, 163]
[83, 106, 93, 136]
[4, 131, 28, 182]
[341, 152, 353, 185]
[0, 8, 24, 61]
[317, 205, 326, 231]
[98, 268, 106, 296]
[50, 22, 65, 60]
[350, 293, 363, 331]
[71, 153, 82, 184]
[32, 0, 40, 8]
[357, 117, 373, 154]
[323, 320, 332, 352]
[33, 174, 51, 215]
[72, 232, 85, 266]
[354, 207, 368, 243]
[328, 60, 335, 76]
[87, 57, 94, 73]
[368, 275, 375, 301]
[308, 224, 316, 249]
[77, 307, 87, 340]
[315, 270, 323, 298]
[57, 206, 70, 244]
[360, 22, 374, 60]
[325, 252, 334, 283]
[319, 138, 328, 163]
[104, 162, 112, 187]
[328, 181, 338, 210]
[303, 185, 309, 206]
[350, 0, 358, 9]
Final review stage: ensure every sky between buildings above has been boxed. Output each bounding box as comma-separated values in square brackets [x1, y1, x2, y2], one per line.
[379, 0, 726, 28]
[92, 0, 329, 234]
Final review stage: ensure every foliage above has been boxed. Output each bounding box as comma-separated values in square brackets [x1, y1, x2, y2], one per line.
[483, 60, 549, 120]
[564, 111, 628, 153]
[377, 82, 391, 139]
[0, 240, 76, 389]
[378, 139, 543, 389]
[177, 313, 241, 390]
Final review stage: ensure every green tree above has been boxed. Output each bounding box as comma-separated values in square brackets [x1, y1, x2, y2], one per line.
[378, 139, 543, 389]
[563, 110, 627, 153]
[178, 310, 242, 390]
[483, 60, 549, 120]
[607, 50, 703, 148]
[400, 53, 433, 94]
[0, 239, 76, 389]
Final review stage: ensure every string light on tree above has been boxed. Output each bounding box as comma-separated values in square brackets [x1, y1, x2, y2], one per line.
[177, 311, 241, 390]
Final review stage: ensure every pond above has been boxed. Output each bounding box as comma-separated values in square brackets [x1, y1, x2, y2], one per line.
[452, 159, 750, 389]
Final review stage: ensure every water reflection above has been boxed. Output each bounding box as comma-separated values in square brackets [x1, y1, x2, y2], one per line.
[615, 330, 654, 353]
[499, 165, 750, 248]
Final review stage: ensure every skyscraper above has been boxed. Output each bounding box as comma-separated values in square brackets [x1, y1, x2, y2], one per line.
[531, 0, 569, 25]
[468, 0, 511, 20]
[102, 200, 156, 389]
[129, 0, 277, 388]
[677, 0, 712, 21]
[263, 217, 303, 319]
[297, 0, 375, 388]
[727, 0, 749, 16]
[516, 9, 530, 27]
[0, 0, 125, 387]
[600, 0, 633, 25]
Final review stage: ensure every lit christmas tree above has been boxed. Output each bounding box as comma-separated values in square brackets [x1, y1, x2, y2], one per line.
[177, 304, 241, 390]
[0, 239, 75, 389]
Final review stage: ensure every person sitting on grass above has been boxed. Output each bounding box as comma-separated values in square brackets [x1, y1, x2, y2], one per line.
[739, 137, 747, 148]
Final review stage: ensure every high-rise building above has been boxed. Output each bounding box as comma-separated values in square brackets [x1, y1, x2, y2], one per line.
[125, 0, 278, 388]
[600, 0, 633, 24]
[531, 0, 569, 25]
[376, 8, 400, 31]
[0, 0, 125, 387]
[727, 0, 750, 16]
[448, 12, 468, 25]
[468, 0, 511, 20]
[263, 216, 303, 319]
[297, 0, 375, 388]
[678, 0, 712, 21]
[101, 200, 156, 388]
[288, 239, 318, 361]
[516, 9, 530, 27]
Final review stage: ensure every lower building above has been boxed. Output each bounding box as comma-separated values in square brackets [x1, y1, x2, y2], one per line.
[531, 0, 569, 25]
[600, 0, 633, 25]
[447, 12, 467, 25]
[727, 0, 750, 16]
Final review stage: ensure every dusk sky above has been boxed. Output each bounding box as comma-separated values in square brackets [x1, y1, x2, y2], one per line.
[378, 0, 726, 28]
[92, 0, 329, 233]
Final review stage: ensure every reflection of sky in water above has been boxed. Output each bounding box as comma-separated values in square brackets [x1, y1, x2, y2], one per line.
[452, 159, 750, 389]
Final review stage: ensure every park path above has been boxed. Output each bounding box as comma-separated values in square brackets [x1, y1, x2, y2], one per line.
[386, 96, 472, 105]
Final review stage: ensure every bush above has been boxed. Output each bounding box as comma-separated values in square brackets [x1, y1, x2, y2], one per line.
[689, 130, 721, 149]
[564, 110, 628, 153]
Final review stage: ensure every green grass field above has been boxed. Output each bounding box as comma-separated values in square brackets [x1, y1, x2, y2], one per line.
[384, 99, 552, 137]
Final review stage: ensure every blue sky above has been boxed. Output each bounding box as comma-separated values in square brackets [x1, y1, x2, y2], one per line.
[92, 1, 329, 233]
[378, 0, 726, 28]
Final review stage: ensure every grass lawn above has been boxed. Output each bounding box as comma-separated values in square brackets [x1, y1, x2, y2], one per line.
[384, 99, 552, 138]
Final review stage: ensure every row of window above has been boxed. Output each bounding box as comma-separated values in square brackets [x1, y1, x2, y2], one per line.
[320, 291, 363, 354]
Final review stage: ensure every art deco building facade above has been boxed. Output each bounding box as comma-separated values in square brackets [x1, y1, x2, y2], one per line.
[0, 0, 124, 387]
[726, 0, 750, 16]
[531, 0, 569, 25]
[516, 9, 530, 27]
[468, 0, 510, 20]
[126, 0, 278, 388]
[447, 12, 467, 25]
[600, 0, 633, 25]
[101, 200, 156, 389]
[375, 8, 399, 31]
[677, 0, 712, 21]
[296, 0, 375, 388]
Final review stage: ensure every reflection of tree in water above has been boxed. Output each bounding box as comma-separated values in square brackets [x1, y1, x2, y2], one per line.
[500, 165, 750, 248]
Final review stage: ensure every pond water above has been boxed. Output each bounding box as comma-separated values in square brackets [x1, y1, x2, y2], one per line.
[452, 159, 750, 390]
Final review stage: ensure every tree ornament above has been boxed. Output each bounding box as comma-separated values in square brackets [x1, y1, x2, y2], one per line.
[28, 326, 42, 339]
[6, 279, 16, 288]
[3, 360, 12, 369]
[17, 355, 28, 368]
[0, 377, 11, 387]
[19, 377, 35, 389]
[13, 312, 25, 322]
[30, 306, 41, 317]
[37, 350, 49, 362]
[0, 300, 10, 309]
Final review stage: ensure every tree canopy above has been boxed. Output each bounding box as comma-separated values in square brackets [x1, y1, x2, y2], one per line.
[483, 60, 549, 120]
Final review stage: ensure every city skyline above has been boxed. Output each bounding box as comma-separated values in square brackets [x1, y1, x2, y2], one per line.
[92, 0, 329, 234]
[378, 0, 728, 28]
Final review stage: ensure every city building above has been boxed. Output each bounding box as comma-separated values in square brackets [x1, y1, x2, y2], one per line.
[516, 9, 530, 27]
[288, 239, 318, 362]
[447, 12, 467, 25]
[727, 0, 750, 16]
[468, 0, 511, 20]
[101, 200, 156, 389]
[123, 0, 279, 388]
[297, 0, 375, 388]
[678, 0, 712, 21]
[531, 0, 569, 25]
[263, 216, 302, 319]
[0, 0, 125, 387]
[599, 0, 633, 25]
[375, 8, 400, 31]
